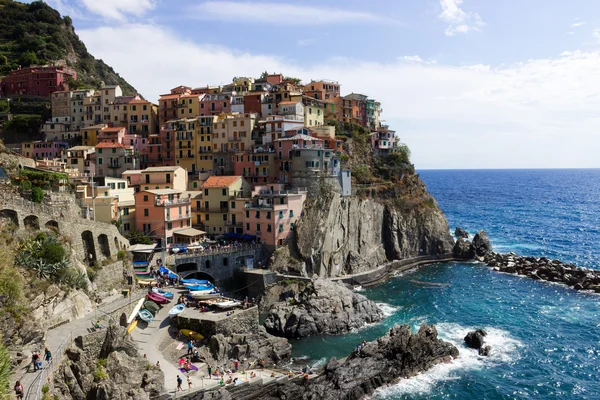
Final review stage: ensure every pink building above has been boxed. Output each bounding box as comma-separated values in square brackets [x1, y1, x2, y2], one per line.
[274, 133, 324, 183]
[135, 189, 194, 246]
[238, 183, 307, 247]
[233, 149, 278, 185]
[97, 126, 126, 143]
[21, 140, 68, 159]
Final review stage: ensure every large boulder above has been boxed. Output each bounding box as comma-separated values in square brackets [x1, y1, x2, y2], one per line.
[464, 329, 487, 350]
[472, 231, 492, 256]
[454, 227, 470, 238]
[453, 237, 475, 259]
[263, 278, 384, 338]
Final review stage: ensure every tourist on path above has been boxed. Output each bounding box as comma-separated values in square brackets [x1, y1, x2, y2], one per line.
[187, 339, 193, 355]
[176, 375, 183, 392]
[44, 347, 52, 366]
[31, 352, 40, 372]
[14, 381, 24, 399]
[208, 365, 212, 378]
[187, 375, 192, 390]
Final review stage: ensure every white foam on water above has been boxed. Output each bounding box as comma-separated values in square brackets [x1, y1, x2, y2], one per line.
[376, 302, 400, 318]
[373, 322, 524, 398]
[311, 357, 327, 368]
[353, 285, 365, 292]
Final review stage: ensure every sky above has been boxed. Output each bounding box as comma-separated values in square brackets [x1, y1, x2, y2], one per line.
[32, 0, 600, 169]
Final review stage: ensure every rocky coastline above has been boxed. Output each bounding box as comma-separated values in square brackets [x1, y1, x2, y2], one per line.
[263, 278, 384, 338]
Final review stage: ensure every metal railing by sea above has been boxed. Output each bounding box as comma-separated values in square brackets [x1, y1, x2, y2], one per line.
[175, 243, 262, 259]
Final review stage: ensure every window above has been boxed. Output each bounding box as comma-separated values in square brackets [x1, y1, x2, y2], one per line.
[123, 208, 130, 216]
[166, 174, 171, 183]
[222, 214, 227, 221]
[256, 223, 261, 232]
[145, 174, 150, 184]
[221, 188, 227, 196]
[267, 224, 272, 232]
[205, 214, 210, 221]
[168, 222, 172, 230]
[290, 210, 294, 218]
[267, 211, 271, 219]
[124, 223, 130, 231]
[143, 195, 148, 201]
[279, 211, 284, 218]
[98, 149, 103, 154]
[144, 209, 149, 217]
[98, 158, 103, 165]
[204, 189, 208, 196]
[255, 211, 260, 218]
[193, 182, 198, 188]
[291, 222, 295, 230]
[231, 201, 235, 209]
[279, 224, 284, 232]
[246, 210, 250, 218]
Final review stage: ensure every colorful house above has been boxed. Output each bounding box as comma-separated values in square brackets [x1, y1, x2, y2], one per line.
[135, 189, 193, 246]
[63, 145, 95, 176]
[94, 142, 138, 178]
[21, 140, 68, 159]
[199, 175, 250, 235]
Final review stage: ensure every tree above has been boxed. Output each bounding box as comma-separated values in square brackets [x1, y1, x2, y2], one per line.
[283, 76, 302, 85]
[18, 50, 39, 67]
[0, 55, 7, 66]
[126, 230, 152, 245]
[31, 187, 44, 203]
[260, 71, 269, 79]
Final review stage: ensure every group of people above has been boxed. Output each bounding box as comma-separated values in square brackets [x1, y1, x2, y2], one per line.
[355, 339, 368, 353]
[176, 374, 192, 392]
[148, 265, 180, 287]
[14, 348, 53, 398]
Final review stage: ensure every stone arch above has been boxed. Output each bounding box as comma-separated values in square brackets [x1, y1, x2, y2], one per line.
[175, 262, 197, 274]
[45, 220, 59, 232]
[98, 234, 111, 257]
[82, 230, 97, 264]
[0, 209, 19, 228]
[23, 215, 40, 230]
[184, 271, 215, 283]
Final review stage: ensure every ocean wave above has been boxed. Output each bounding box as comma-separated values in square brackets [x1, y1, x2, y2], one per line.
[311, 357, 327, 368]
[376, 302, 400, 317]
[373, 323, 523, 398]
[353, 285, 365, 292]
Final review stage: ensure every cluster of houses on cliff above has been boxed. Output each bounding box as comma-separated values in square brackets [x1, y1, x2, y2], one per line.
[13, 72, 399, 249]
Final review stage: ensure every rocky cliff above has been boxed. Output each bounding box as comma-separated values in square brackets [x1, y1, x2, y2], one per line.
[50, 326, 164, 400]
[263, 278, 383, 338]
[276, 192, 454, 277]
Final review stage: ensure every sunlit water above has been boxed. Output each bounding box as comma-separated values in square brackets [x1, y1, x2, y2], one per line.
[290, 170, 600, 399]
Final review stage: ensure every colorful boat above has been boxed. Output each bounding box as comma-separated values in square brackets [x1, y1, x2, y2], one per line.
[146, 292, 169, 304]
[186, 283, 215, 291]
[127, 319, 138, 333]
[189, 291, 221, 300]
[180, 329, 203, 340]
[168, 303, 185, 317]
[215, 300, 241, 309]
[181, 279, 210, 285]
[152, 288, 173, 299]
[138, 309, 153, 323]
[135, 273, 155, 279]
[143, 300, 161, 316]
[137, 279, 157, 287]
[126, 298, 145, 324]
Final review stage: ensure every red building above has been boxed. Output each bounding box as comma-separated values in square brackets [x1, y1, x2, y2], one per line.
[0, 65, 77, 97]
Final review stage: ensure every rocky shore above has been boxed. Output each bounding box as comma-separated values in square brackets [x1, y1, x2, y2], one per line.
[263, 278, 384, 338]
[194, 323, 458, 400]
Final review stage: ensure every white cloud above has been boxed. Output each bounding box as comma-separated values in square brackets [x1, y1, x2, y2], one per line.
[594, 29, 600, 43]
[398, 55, 437, 64]
[191, 2, 396, 25]
[297, 39, 315, 47]
[78, 24, 600, 169]
[79, 0, 155, 21]
[438, 0, 484, 36]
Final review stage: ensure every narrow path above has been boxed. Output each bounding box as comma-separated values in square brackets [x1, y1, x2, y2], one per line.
[15, 291, 146, 399]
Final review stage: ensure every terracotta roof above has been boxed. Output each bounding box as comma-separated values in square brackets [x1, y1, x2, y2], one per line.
[202, 175, 241, 188]
[142, 166, 181, 172]
[278, 101, 300, 105]
[102, 127, 125, 133]
[129, 99, 151, 104]
[276, 134, 322, 142]
[95, 142, 132, 149]
[159, 94, 180, 100]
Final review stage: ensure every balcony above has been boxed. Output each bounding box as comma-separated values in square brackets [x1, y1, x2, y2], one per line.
[155, 198, 191, 206]
[225, 221, 243, 227]
[180, 153, 194, 159]
[107, 163, 121, 169]
[166, 213, 190, 221]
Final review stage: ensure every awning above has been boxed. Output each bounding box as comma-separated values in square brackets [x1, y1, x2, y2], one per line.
[173, 228, 206, 237]
[128, 244, 157, 253]
[242, 234, 256, 241]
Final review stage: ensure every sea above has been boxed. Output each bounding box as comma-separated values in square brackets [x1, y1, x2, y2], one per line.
[290, 169, 600, 400]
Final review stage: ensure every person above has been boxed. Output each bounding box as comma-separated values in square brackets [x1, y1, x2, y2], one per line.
[44, 347, 52, 366]
[176, 375, 183, 392]
[14, 381, 24, 399]
[187, 375, 192, 390]
[270, 372, 276, 378]
[95, 320, 102, 329]
[207, 365, 212, 378]
[183, 360, 191, 371]
[192, 347, 200, 362]
[32, 352, 40, 371]
[250, 371, 256, 379]
[156, 361, 161, 368]
[308, 366, 314, 375]
[187, 339, 193, 355]
[234, 360, 239, 371]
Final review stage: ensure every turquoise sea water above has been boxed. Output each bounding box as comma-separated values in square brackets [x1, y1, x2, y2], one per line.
[290, 169, 600, 399]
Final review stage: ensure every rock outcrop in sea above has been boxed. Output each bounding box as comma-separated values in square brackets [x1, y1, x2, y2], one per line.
[454, 227, 470, 238]
[193, 323, 459, 400]
[453, 230, 492, 259]
[263, 278, 384, 338]
[271, 193, 454, 277]
[464, 329, 491, 356]
[49, 326, 164, 399]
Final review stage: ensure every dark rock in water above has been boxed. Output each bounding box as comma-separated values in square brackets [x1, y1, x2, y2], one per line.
[263, 278, 384, 338]
[472, 231, 493, 256]
[453, 237, 475, 259]
[454, 227, 470, 238]
[194, 323, 459, 400]
[464, 329, 487, 350]
[479, 345, 492, 357]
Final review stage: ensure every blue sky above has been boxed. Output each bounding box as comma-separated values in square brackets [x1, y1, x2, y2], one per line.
[36, 0, 600, 169]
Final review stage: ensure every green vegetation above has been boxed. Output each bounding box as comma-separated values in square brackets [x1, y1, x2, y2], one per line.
[0, 0, 136, 94]
[2, 114, 42, 136]
[352, 164, 372, 184]
[96, 358, 107, 368]
[93, 366, 108, 381]
[117, 250, 127, 260]
[15, 232, 87, 290]
[31, 186, 44, 203]
[14, 168, 68, 192]
[0, 338, 11, 399]
[126, 230, 152, 245]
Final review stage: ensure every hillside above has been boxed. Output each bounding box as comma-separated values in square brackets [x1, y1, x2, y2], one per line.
[0, 0, 136, 94]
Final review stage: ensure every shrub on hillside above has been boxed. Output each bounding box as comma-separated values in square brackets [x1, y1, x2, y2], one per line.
[31, 187, 44, 203]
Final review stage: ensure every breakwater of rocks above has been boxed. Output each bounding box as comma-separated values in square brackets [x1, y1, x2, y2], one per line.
[482, 252, 600, 293]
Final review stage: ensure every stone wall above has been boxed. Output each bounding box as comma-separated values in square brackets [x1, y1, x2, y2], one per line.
[292, 172, 341, 198]
[173, 306, 259, 338]
[0, 188, 130, 264]
[93, 260, 129, 294]
[174, 245, 265, 286]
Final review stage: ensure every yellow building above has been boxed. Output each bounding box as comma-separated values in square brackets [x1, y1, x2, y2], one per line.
[178, 94, 203, 118]
[212, 113, 257, 153]
[199, 175, 250, 234]
[82, 124, 107, 147]
[128, 99, 159, 135]
[172, 116, 216, 175]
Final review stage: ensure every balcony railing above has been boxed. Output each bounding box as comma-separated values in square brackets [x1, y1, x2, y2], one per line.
[166, 213, 190, 221]
[155, 198, 191, 206]
[225, 221, 243, 227]
[107, 163, 121, 168]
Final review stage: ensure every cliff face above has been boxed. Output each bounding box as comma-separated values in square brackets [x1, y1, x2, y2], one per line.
[286, 193, 454, 277]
